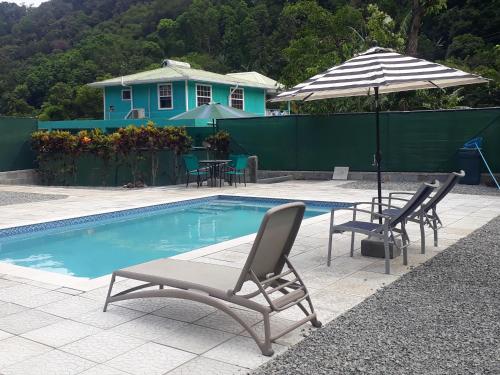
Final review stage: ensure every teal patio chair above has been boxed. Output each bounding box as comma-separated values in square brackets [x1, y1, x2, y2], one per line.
[183, 154, 208, 187]
[225, 155, 248, 187]
[227, 154, 239, 168]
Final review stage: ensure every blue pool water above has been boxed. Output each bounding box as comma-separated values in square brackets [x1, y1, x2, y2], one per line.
[0, 196, 342, 278]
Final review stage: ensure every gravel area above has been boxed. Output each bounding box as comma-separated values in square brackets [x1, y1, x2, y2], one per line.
[340, 180, 500, 196]
[0, 191, 67, 206]
[255, 216, 500, 375]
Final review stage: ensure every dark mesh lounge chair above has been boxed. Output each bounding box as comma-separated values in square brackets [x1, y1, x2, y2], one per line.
[328, 181, 439, 274]
[374, 171, 465, 253]
[103, 202, 321, 356]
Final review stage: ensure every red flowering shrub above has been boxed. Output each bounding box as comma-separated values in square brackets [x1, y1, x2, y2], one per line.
[31, 123, 193, 186]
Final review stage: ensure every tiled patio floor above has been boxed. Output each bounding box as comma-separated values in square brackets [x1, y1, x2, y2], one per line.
[0, 181, 498, 374]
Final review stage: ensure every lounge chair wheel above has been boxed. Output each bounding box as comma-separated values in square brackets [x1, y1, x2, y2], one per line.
[311, 318, 322, 328]
[262, 348, 274, 357]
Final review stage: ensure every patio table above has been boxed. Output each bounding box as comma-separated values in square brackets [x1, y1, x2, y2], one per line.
[199, 159, 231, 187]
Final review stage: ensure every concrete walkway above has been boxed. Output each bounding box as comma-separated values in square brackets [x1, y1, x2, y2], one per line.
[0, 181, 498, 374]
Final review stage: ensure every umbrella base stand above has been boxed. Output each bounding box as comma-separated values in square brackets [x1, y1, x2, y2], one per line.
[361, 238, 401, 259]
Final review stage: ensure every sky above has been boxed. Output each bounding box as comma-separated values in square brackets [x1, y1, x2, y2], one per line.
[8, 0, 49, 6]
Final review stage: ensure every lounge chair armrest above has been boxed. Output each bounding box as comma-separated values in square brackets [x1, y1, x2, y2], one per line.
[387, 197, 411, 202]
[332, 206, 392, 220]
[388, 191, 414, 198]
[371, 196, 409, 203]
[367, 199, 406, 213]
[354, 201, 396, 209]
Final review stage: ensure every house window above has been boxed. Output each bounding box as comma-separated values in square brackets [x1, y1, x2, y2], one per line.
[196, 84, 212, 106]
[158, 84, 173, 109]
[121, 88, 131, 101]
[230, 88, 244, 110]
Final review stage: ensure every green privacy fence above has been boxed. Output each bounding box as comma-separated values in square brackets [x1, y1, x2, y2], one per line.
[0, 115, 213, 184]
[45, 151, 196, 187]
[0, 117, 37, 172]
[2, 109, 498, 184]
[218, 107, 500, 173]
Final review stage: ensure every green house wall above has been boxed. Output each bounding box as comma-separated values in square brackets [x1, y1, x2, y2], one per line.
[132, 82, 187, 119]
[104, 86, 133, 120]
[103, 80, 266, 122]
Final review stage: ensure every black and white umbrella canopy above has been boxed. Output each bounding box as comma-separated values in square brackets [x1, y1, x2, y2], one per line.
[273, 47, 488, 102]
[272, 46, 487, 217]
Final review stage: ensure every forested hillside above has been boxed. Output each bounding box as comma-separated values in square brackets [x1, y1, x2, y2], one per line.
[0, 0, 498, 119]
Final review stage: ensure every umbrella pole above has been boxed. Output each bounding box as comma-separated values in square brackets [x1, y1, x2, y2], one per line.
[375, 87, 382, 223]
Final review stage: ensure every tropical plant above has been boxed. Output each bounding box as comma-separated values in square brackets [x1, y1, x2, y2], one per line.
[162, 126, 193, 184]
[31, 130, 79, 185]
[31, 123, 193, 187]
[86, 128, 117, 185]
[204, 131, 231, 158]
[1, 0, 497, 119]
[113, 125, 148, 186]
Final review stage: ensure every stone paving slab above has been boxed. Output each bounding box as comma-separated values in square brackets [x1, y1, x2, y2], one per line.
[0, 181, 498, 374]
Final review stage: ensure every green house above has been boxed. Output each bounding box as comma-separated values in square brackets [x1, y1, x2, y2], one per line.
[89, 60, 281, 121]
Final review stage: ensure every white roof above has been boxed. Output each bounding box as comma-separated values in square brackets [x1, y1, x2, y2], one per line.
[89, 62, 281, 92]
[226, 72, 283, 91]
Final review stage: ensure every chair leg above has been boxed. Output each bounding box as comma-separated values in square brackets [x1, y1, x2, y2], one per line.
[327, 211, 334, 267]
[262, 312, 274, 356]
[243, 171, 246, 186]
[295, 300, 322, 328]
[383, 231, 390, 274]
[327, 233, 334, 267]
[433, 222, 438, 247]
[432, 208, 439, 247]
[402, 224, 410, 246]
[350, 232, 355, 257]
[185, 173, 189, 188]
[401, 223, 407, 247]
[401, 224, 408, 266]
[304, 297, 322, 328]
[419, 214, 426, 254]
[103, 273, 116, 312]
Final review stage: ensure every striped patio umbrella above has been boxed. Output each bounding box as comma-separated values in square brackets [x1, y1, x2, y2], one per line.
[273, 46, 488, 209]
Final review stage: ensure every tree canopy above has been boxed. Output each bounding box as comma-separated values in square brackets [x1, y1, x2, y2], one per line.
[0, 0, 498, 119]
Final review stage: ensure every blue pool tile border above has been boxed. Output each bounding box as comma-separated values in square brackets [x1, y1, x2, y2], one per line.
[0, 195, 352, 239]
[218, 195, 352, 209]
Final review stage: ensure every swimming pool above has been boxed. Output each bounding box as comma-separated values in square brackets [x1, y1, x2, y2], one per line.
[0, 196, 347, 278]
